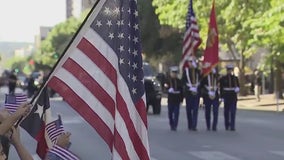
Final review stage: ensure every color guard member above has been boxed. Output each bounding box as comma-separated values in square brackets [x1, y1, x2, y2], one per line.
[164, 66, 183, 131]
[182, 56, 201, 131]
[219, 64, 240, 131]
[200, 68, 219, 131]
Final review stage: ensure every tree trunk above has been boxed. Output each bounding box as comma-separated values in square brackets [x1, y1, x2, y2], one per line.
[275, 61, 283, 99]
[239, 51, 247, 96]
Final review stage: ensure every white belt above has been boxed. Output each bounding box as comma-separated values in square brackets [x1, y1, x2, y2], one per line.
[223, 88, 235, 91]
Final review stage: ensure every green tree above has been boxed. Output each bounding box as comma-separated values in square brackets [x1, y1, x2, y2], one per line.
[39, 17, 81, 68]
[38, 10, 90, 68]
[250, 0, 284, 97]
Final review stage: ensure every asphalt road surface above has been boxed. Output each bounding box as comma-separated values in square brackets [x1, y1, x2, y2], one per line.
[1, 87, 284, 160]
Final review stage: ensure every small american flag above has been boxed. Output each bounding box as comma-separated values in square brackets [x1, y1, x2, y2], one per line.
[180, 0, 201, 69]
[4, 93, 28, 113]
[46, 115, 64, 144]
[48, 145, 79, 160]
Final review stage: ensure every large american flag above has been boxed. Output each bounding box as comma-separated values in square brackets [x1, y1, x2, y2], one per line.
[4, 93, 27, 113]
[39, 0, 150, 159]
[180, 0, 201, 69]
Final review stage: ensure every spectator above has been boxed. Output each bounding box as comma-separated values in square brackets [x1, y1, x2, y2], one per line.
[254, 70, 262, 102]
[27, 76, 37, 98]
[8, 71, 18, 94]
[0, 103, 32, 160]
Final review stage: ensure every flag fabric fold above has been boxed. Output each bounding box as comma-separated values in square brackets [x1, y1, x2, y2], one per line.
[181, 0, 201, 69]
[20, 88, 51, 158]
[34, 0, 150, 159]
[202, 0, 219, 75]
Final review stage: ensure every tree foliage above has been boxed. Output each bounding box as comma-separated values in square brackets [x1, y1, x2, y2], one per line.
[38, 10, 90, 68]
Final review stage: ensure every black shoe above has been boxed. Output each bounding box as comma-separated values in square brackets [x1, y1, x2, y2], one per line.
[192, 128, 197, 131]
[212, 128, 217, 131]
[230, 128, 235, 131]
[207, 128, 211, 131]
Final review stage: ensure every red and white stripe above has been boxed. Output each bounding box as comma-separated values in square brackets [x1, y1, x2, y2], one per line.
[49, 145, 79, 160]
[44, 1, 149, 159]
[181, 15, 201, 69]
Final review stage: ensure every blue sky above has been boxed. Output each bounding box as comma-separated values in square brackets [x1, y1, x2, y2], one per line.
[0, 0, 66, 42]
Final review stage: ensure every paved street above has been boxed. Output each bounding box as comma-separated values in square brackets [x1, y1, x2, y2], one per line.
[1, 87, 284, 160]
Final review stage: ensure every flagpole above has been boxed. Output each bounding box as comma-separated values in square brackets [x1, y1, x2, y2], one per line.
[15, 0, 102, 127]
[30, 0, 102, 104]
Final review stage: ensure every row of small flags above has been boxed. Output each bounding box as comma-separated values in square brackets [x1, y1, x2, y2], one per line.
[3, 93, 69, 158]
[4, 93, 64, 142]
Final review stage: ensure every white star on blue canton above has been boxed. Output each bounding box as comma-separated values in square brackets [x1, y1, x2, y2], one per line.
[118, 33, 124, 39]
[134, 10, 138, 17]
[119, 58, 124, 65]
[132, 50, 138, 56]
[133, 37, 138, 43]
[119, 45, 125, 52]
[96, 20, 102, 27]
[104, 7, 111, 15]
[106, 20, 112, 27]
[132, 88, 137, 94]
[114, 7, 120, 15]
[133, 24, 139, 30]
[132, 75, 137, 82]
[132, 63, 138, 70]
[108, 33, 114, 39]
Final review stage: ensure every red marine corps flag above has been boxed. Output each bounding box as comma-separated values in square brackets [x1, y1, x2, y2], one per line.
[30, 0, 150, 159]
[202, 0, 219, 75]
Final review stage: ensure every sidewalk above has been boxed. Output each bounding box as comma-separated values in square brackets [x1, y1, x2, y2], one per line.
[237, 94, 284, 112]
[161, 94, 284, 112]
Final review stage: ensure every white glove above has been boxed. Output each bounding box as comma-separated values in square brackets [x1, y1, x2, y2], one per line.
[208, 91, 215, 97]
[234, 87, 240, 93]
[168, 88, 174, 93]
[189, 87, 197, 93]
[192, 61, 197, 68]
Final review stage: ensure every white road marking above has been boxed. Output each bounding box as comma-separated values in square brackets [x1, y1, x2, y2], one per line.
[63, 117, 84, 124]
[270, 151, 284, 157]
[189, 151, 241, 160]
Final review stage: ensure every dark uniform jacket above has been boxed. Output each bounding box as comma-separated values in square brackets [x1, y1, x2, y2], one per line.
[219, 74, 239, 100]
[182, 67, 201, 96]
[200, 72, 219, 99]
[165, 77, 183, 104]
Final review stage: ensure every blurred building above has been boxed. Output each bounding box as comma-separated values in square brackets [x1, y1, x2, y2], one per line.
[34, 26, 53, 50]
[66, 0, 82, 19]
[82, 0, 97, 11]
[14, 45, 34, 58]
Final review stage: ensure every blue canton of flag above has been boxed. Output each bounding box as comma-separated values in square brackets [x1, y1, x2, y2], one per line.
[46, 115, 64, 144]
[4, 93, 28, 113]
[90, 0, 145, 103]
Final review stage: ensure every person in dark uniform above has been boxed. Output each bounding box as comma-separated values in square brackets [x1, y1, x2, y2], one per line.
[164, 66, 183, 131]
[219, 64, 240, 131]
[8, 71, 17, 94]
[27, 76, 37, 98]
[200, 67, 220, 131]
[182, 56, 201, 131]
